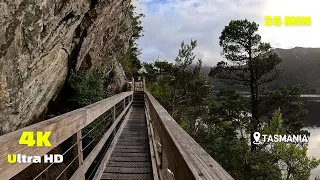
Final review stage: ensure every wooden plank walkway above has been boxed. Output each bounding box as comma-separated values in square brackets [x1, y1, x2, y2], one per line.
[100, 106, 153, 180]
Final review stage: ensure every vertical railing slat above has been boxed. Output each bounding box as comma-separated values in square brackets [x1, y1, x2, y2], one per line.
[77, 130, 84, 180]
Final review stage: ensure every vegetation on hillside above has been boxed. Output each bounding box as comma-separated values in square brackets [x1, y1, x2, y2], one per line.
[201, 47, 320, 94]
[121, 4, 144, 78]
[274, 47, 320, 92]
[143, 20, 319, 179]
[143, 40, 213, 133]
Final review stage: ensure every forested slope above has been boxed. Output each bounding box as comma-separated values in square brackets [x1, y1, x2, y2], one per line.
[204, 47, 320, 93]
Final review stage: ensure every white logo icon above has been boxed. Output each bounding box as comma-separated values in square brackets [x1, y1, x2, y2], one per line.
[253, 132, 261, 145]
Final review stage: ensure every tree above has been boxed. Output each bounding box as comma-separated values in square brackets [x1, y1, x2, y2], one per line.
[154, 61, 174, 75]
[170, 40, 212, 119]
[148, 75, 172, 109]
[122, 4, 144, 78]
[263, 109, 320, 179]
[144, 37, 319, 179]
[123, 40, 142, 77]
[68, 70, 105, 109]
[202, 99, 319, 180]
[206, 90, 250, 139]
[201, 91, 281, 180]
[209, 19, 282, 151]
[260, 85, 309, 135]
[144, 40, 213, 134]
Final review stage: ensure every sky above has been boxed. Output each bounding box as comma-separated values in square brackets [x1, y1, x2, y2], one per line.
[133, 0, 320, 66]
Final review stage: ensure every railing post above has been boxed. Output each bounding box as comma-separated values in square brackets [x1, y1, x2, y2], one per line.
[77, 131, 83, 166]
[113, 105, 116, 136]
[143, 76, 146, 91]
[72, 130, 84, 179]
[132, 93, 134, 103]
[78, 131, 85, 180]
[146, 96, 174, 180]
[132, 77, 135, 91]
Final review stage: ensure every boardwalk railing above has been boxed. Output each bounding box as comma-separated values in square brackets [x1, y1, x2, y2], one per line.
[0, 80, 233, 180]
[130, 76, 145, 92]
[0, 91, 133, 180]
[145, 91, 234, 180]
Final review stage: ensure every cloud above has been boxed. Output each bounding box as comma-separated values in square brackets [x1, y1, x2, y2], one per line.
[133, 0, 320, 66]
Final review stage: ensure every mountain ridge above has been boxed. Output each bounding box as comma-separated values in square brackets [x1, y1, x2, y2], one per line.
[202, 47, 320, 92]
[273, 47, 320, 91]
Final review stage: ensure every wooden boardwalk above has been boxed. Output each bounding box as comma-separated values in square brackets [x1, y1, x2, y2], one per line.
[0, 85, 234, 180]
[101, 101, 153, 179]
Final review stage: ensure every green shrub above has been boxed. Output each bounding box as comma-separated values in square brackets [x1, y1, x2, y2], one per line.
[68, 70, 105, 109]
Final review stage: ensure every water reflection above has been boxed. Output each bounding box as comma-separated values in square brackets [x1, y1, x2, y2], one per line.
[306, 128, 320, 179]
[301, 95, 320, 98]
[303, 95, 320, 179]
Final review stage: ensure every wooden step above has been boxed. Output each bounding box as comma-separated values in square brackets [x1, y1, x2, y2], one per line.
[101, 173, 152, 180]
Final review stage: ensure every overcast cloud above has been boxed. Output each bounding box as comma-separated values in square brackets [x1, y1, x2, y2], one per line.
[133, 0, 320, 66]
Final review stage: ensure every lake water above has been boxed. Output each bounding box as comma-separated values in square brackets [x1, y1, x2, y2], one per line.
[212, 92, 320, 179]
[306, 128, 320, 179]
[266, 95, 320, 179]
[285, 95, 320, 179]
[303, 95, 320, 179]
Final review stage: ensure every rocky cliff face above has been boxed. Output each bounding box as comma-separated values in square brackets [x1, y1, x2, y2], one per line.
[0, 0, 133, 134]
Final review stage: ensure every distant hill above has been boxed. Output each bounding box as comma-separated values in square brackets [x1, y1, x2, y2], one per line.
[273, 47, 320, 91]
[199, 66, 249, 91]
[202, 47, 320, 93]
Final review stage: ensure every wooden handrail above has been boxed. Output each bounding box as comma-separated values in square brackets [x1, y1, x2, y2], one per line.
[0, 89, 234, 180]
[0, 91, 133, 179]
[145, 91, 234, 180]
[70, 99, 132, 179]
